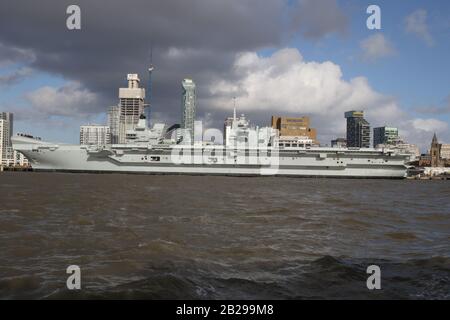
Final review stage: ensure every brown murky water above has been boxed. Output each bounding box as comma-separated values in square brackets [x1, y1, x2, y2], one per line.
[0, 172, 449, 299]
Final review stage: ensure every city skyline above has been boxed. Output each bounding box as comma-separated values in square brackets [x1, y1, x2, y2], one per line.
[0, 0, 449, 151]
[0, 73, 441, 152]
[0, 68, 442, 150]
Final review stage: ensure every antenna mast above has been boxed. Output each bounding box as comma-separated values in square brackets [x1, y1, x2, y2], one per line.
[233, 96, 237, 121]
[146, 44, 154, 125]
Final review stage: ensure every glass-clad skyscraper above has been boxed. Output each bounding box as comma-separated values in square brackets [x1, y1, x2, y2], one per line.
[373, 126, 399, 147]
[345, 111, 370, 148]
[181, 78, 196, 143]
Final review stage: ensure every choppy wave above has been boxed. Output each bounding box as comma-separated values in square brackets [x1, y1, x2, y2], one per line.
[1, 173, 449, 299]
[32, 255, 450, 300]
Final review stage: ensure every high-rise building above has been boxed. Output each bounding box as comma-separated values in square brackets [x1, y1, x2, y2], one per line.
[181, 78, 196, 143]
[345, 111, 370, 148]
[0, 112, 13, 138]
[0, 112, 13, 165]
[107, 105, 121, 144]
[80, 125, 111, 146]
[119, 74, 146, 143]
[271, 116, 318, 144]
[373, 126, 399, 147]
[0, 119, 6, 163]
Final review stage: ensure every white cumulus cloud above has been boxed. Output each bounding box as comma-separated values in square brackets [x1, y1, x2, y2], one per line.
[206, 48, 448, 150]
[25, 82, 99, 117]
[208, 48, 395, 117]
[411, 118, 448, 133]
[360, 33, 396, 61]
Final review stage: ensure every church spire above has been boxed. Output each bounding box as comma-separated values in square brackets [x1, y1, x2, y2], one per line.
[432, 132, 438, 144]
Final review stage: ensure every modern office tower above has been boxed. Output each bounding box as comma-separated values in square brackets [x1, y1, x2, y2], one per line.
[331, 138, 347, 148]
[373, 126, 399, 147]
[181, 78, 196, 143]
[119, 74, 146, 141]
[271, 116, 317, 144]
[0, 119, 6, 163]
[80, 125, 111, 146]
[0, 112, 13, 165]
[107, 105, 121, 144]
[345, 111, 370, 148]
[0, 112, 13, 135]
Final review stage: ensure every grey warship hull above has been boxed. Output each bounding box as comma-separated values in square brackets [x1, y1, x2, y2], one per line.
[12, 136, 408, 178]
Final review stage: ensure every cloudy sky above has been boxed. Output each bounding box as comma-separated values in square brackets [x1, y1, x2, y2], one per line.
[0, 0, 449, 150]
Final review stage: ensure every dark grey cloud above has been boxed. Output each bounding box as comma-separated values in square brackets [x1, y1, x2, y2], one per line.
[0, 0, 287, 120]
[0, 0, 350, 127]
[0, 42, 35, 66]
[290, 0, 348, 39]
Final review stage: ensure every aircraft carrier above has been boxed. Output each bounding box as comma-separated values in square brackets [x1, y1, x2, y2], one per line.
[12, 74, 410, 178]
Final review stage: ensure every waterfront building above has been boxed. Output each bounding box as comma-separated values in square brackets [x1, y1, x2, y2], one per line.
[181, 78, 196, 143]
[393, 143, 420, 161]
[441, 144, 450, 160]
[430, 133, 443, 167]
[0, 119, 6, 164]
[13, 150, 29, 167]
[0, 112, 13, 138]
[271, 116, 317, 144]
[107, 105, 121, 144]
[345, 111, 370, 148]
[80, 125, 111, 146]
[1, 115, 31, 167]
[373, 126, 399, 147]
[331, 138, 347, 148]
[0, 112, 13, 165]
[423, 166, 450, 177]
[278, 136, 313, 148]
[418, 154, 432, 167]
[418, 133, 450, 167]
[377, 142, 420, 162]
[119, 74, 146, 142]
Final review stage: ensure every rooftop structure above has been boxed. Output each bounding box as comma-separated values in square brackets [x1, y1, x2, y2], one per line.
[331, 138, 347, 148]
[345, 110, 370, 148]
[119, 74, 146, 142]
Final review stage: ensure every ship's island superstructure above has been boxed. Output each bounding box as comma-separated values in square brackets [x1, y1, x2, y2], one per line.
[12, 72, 410, 178]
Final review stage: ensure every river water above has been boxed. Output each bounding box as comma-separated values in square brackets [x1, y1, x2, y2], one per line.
[0, 172, 449, 299]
